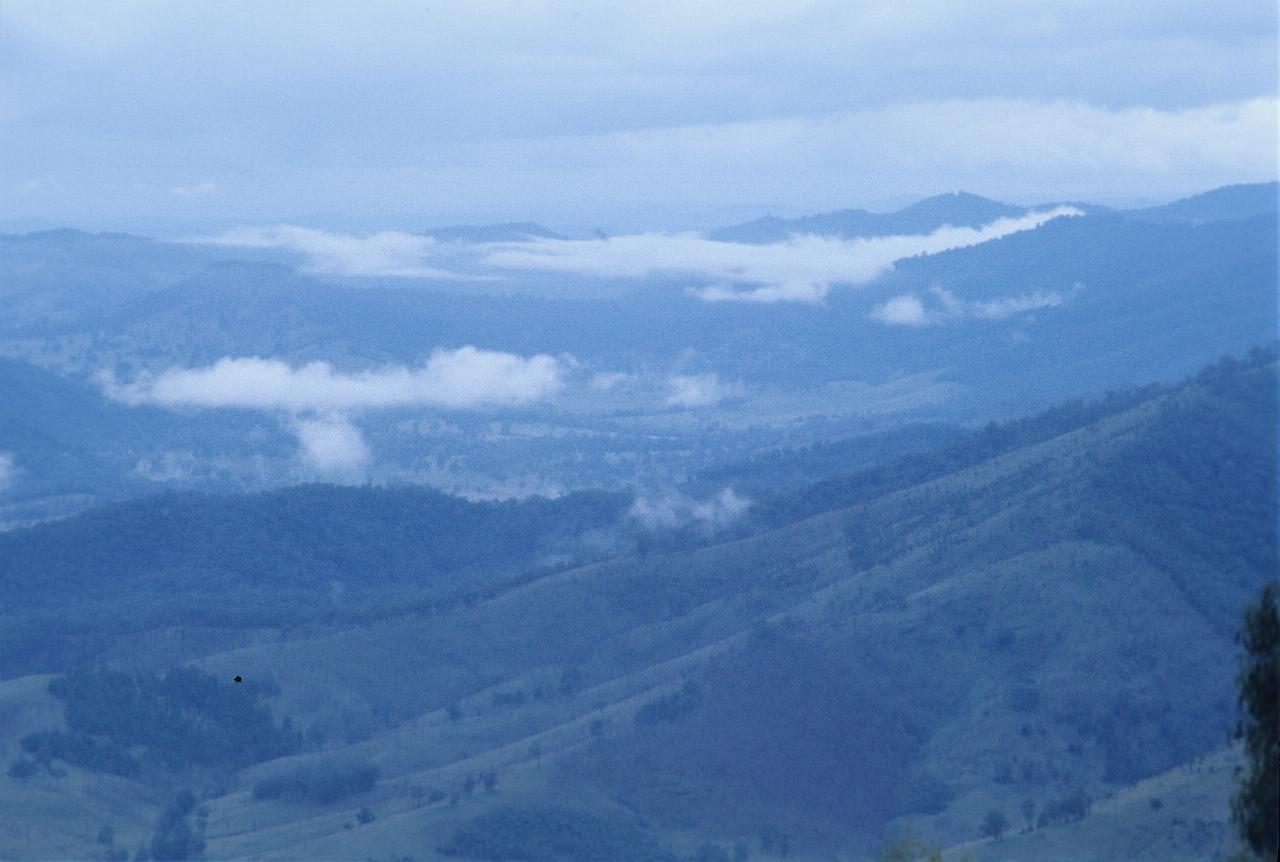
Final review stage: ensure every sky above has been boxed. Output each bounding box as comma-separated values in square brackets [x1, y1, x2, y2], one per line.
[2, 1, 1277, 232]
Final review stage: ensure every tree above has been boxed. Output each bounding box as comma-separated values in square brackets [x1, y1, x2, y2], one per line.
[871, 831, 942, 862]
[980, 809, 1009, 840]
[1232, 582, 1279, 859]
[1020, 797, 1036, 831]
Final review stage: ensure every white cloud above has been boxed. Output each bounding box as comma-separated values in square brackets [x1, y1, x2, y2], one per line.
[102, 347, 565, 475]
[485, 208, 1081, 303]
[0, 452, 14, 492]
[294, 413, 371, 476]
[630, 487, 752, 531]
[968, 291, 1065, 319]
[870, 285, 1076, 327]
[102, 347, 565, 412]
[193, 225, 464, 278]
[666, 373, 742, 408]
[869, 295, 929, 327]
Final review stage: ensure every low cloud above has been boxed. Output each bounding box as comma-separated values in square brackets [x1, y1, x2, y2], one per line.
[293, 414, 371, 476]
[194, 225, 463, 278]
[630, 487, 751, 532]
[102, 347, 564, 412]
[666, 373, 742, 408]
[870, 285, 1075, 327]
[0, 452, 14, 492]
[484, 208, 1081, 303]
[869, 295, 929, 327]
[102, 347, 565, 474]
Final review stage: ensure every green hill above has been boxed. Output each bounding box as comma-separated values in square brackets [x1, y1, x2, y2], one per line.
[0, 349, 1274, 860]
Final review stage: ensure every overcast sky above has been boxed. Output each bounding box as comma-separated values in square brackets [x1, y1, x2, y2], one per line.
[2, 1, 1276, 232]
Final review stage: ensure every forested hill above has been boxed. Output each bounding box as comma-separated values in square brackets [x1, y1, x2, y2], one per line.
[0, 349, 1275, 859]
[1, 347, 1273, 680]
[0, 486, 628, 673]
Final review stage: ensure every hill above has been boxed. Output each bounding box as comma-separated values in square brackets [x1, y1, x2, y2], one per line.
[0, 349, 1273, 860]
[707, 192, 1028, 243]
[1122, 181, 1278, 225]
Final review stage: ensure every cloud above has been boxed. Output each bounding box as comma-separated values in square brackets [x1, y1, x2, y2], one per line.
[484, 208, 1081, 303]
[293, 413, 371, 476]
[103, 347, 566, 475]
[666, 373, 742, 408]
[967, 291, 1065, 319]
[194, 225, 466, 278]
[102, 347, 565, 412]
[870, 285, 1076, 327]
[630, 487, 751, 531]
[869, 295, 929, 327]
[0, 452, 14, 492]
[169, 180, 217, 197]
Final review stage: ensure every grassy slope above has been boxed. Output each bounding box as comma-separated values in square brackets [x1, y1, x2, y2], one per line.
[0, 355, 1273, 860]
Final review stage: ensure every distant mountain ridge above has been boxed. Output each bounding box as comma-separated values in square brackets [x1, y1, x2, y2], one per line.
[708, 181, 1278, 242]
[1121, 180, 1280, 225]
[708, 191, 1029, 243]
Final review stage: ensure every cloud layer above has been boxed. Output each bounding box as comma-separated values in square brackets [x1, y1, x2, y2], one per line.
[293, 414, 371, 475]
[103, 347, 564, 412]
[630, 487, 751, 532]
[102, 347, 566, 476]
[4, 0, 1275, 226]
[869, 285, 1076, 327]
[485, 207, 1081, 302]
[197, 226, 461, 278]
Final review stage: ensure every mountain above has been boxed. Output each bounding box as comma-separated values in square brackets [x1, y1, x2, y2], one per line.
[1122, 181, 1279, 225]
[708, 183, 1280, 245]
[0, 349, 1273, 860]
[707, 192, 1029, 243]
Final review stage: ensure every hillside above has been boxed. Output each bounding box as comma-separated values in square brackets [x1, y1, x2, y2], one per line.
[0, 349, 1273, 860]
[1122, 181, 1279, 225]
[707, 192, 1028, 243]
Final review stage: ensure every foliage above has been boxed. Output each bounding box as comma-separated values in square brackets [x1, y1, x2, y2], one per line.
[21, 666, 299, 775]
[6, 757, 38, 779]
[1231, 581, 1280, 857]
[439, 806, 677, 861]
[1036, 792, 1091, 827]
[634, 680, 703, 725]
[871, 830, 942, 862]
[252, 761, 381, 806]
[149, 791, 205, 861]
[979, 809, 1009, 840]
[0, 484, 629, 675]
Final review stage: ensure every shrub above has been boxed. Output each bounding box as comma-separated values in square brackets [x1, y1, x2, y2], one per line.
[252, 761, 381, 805]
[439, 806, 676, 861]
[634, 681, 702, 725]
[6, 758, 37, 779]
